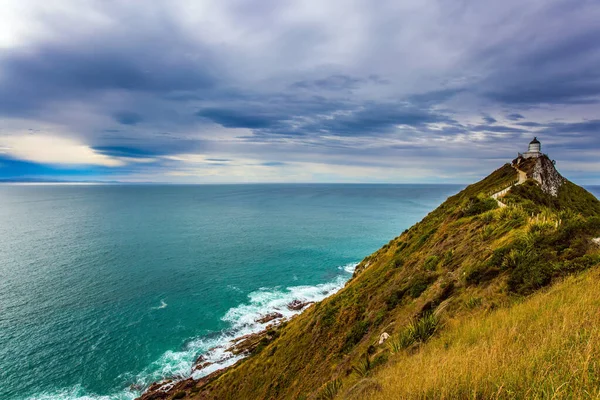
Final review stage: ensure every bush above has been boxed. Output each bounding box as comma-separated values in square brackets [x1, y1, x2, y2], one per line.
[352, 355, 372, 377]
[481, 211, 496, 224]
[172, 391, 186, 399]
[395, 242, 407, 254]
[388, 328, 416, 354]
[317, 379, 343, 400]
[320, 304, 339, 328]
[341, 320, 371, 353]
[416, 228, 437, 248]
[459, 196, 498, 218]
[408, 275, 435, 298]
[386, 288, 407, 310]
[424, 256, 439, 271]
[408, 312, 439, 342]
[465, 263, 501, 285]
[388, 313, 439, 353]
[371, 353, 389, 368]
[441, 250, 454, 267]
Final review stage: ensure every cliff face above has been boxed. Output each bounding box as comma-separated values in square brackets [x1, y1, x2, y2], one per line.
[514, 155, 565, 196]
[144, 162, 600, 400]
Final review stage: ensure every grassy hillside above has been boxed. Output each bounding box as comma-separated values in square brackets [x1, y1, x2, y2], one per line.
[364, 266, 600, 399]
[168, 163, 600, 400]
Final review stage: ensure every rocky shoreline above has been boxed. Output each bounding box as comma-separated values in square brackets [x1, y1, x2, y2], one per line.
[137, 299, 315, 400]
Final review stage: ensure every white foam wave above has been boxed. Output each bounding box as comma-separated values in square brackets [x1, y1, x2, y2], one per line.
[29, 263, 358, 400]
[151, 300, 167, 310]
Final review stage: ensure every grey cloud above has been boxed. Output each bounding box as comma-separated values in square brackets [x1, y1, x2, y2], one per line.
[506, 113, 524, 121]
[1, 0, 599, 183]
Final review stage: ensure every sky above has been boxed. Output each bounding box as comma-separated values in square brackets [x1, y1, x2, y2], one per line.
[0, 0, 599, 184]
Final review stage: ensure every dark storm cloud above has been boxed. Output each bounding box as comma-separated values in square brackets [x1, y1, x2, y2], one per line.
[227, 101, 459, 140]
[541, 120, 600, 135]
[485, 77, 600, 105]
[478, 18, 600, 106]
[0, 28, 218, 116]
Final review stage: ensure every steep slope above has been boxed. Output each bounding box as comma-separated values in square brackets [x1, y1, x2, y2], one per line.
[367, 266, 600, 399]
[146, 161, 600, 400]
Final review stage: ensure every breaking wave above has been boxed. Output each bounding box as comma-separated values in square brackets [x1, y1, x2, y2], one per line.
[29, 263, 357, 400]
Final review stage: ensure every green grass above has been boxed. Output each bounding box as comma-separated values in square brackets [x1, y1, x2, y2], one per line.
[367, 267, 600, 400]
[182, 162, 600, 400]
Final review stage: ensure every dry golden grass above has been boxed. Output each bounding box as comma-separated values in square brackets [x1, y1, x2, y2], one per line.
[367, 267, 600, 400]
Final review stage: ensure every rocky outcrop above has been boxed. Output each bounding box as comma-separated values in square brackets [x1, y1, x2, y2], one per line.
[226, 326, 280, 355]
[287, 300, 313, 311]
[138, 368, 226, 400]
[513, 155, 565, 196]
[256, 312, 283, 324]
[531, 156, 564, 196]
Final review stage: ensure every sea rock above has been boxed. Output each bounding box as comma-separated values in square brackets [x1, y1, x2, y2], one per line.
[287, 300, 313, 311]
[256, 312, 283, 324]
[138, 378, 195, 400]
[195, 354, 206, 364]
[378, 332, 390, 345]
[193, 360, 214, 373]
[226, 330, 269, 355]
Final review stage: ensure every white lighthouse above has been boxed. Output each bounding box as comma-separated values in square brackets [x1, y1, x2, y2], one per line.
[523, 137, 542, 158]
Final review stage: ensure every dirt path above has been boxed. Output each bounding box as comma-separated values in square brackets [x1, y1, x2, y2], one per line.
[491, 166, 527, 208]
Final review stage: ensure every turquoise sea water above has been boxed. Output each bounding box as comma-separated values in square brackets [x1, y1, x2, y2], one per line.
[1, 184, 597, 400]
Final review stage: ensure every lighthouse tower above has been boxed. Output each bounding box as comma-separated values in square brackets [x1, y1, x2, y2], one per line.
[523, 137, 542, 159]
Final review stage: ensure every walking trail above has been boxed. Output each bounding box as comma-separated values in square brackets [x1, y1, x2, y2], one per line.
[491, 167, 527, 208]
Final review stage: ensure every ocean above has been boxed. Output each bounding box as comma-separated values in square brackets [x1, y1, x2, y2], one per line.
[1, 184, 597, 400]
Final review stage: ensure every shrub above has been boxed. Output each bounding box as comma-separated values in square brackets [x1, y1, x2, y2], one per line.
[388, 313, 439, 354]
[373, 311, 386, 326]
[387, 328, 416, 354]
[441, 250, 454, 267]
[371, 353, 389, 368]
[481, 211, 496, 224]
[408, 275, 435, 298]
[317, 379, 343, 400]
[172, 391, 186, 399]
[320, 304, 339, 328]
[352, 355, 372, 377]
[459, 196, 498, 218]
[464, 263, 501, 285]
[408, 312, 439, 342]
[341, 320, 371, 353]
[424, 256, 439, 271]
[395, 242, 407, 254]
[386, 288, 407, 310]
[416, 228, 437, 247]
